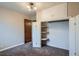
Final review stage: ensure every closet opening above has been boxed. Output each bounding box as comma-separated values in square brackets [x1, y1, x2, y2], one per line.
[45, 19, 69, 51]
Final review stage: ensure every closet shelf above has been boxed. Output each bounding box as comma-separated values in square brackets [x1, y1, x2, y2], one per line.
[42, 38, 47, 40]
[41, 22, 48, 46]
[41, 32, 48, 34]
[41, 26, 48, 27]
[47, 19, 69, 23]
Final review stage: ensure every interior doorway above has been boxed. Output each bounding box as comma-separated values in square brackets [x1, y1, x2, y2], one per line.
[24, 19, 32, 43]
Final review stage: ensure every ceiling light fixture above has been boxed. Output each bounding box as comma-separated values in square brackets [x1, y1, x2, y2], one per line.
[26, 2, 37, 11]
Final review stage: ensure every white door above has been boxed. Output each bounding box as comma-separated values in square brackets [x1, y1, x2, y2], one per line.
[76, 15, 79, 55]
[69, 17, 76, 56]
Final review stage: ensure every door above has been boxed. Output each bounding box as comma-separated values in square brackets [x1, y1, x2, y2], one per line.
[76, 15, 79, 55]
[69, 17, 76, 56]
[24, 19, 32, 43]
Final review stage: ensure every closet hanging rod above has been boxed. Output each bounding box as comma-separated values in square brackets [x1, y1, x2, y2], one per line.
[48, 19, 69, 23]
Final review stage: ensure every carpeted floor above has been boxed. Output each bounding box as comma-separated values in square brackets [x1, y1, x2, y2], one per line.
[0, 42, 69, 56]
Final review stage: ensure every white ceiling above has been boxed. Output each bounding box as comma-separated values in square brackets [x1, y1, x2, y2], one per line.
[36, 2, 64, 10]
[0, 2, 64, 18]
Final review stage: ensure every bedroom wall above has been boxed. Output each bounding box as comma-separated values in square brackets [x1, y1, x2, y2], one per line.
[0, 7, 29, 51]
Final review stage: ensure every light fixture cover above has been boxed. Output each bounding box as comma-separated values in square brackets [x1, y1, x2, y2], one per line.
[27, 2, 37, 11]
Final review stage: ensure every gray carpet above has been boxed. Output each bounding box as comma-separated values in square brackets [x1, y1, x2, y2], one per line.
[0, 42, 69, 56]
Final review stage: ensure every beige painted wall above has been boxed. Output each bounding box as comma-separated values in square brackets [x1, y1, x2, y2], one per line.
[68, 2, 79, 17]
[40, 3, 67, 21]
[0, 7, 29, 51]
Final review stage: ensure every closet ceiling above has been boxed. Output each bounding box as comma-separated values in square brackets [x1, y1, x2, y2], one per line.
[0, 2, 64, 18]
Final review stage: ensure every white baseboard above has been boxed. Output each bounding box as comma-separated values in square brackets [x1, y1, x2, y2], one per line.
[47, 43, 69, 50]
[0, 43, 24, 52]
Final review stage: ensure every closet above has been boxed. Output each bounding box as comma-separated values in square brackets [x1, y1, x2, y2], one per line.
[47, 20, 69, 50]
[40, 16, 79, 56]
[40, 15, 79, 56]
